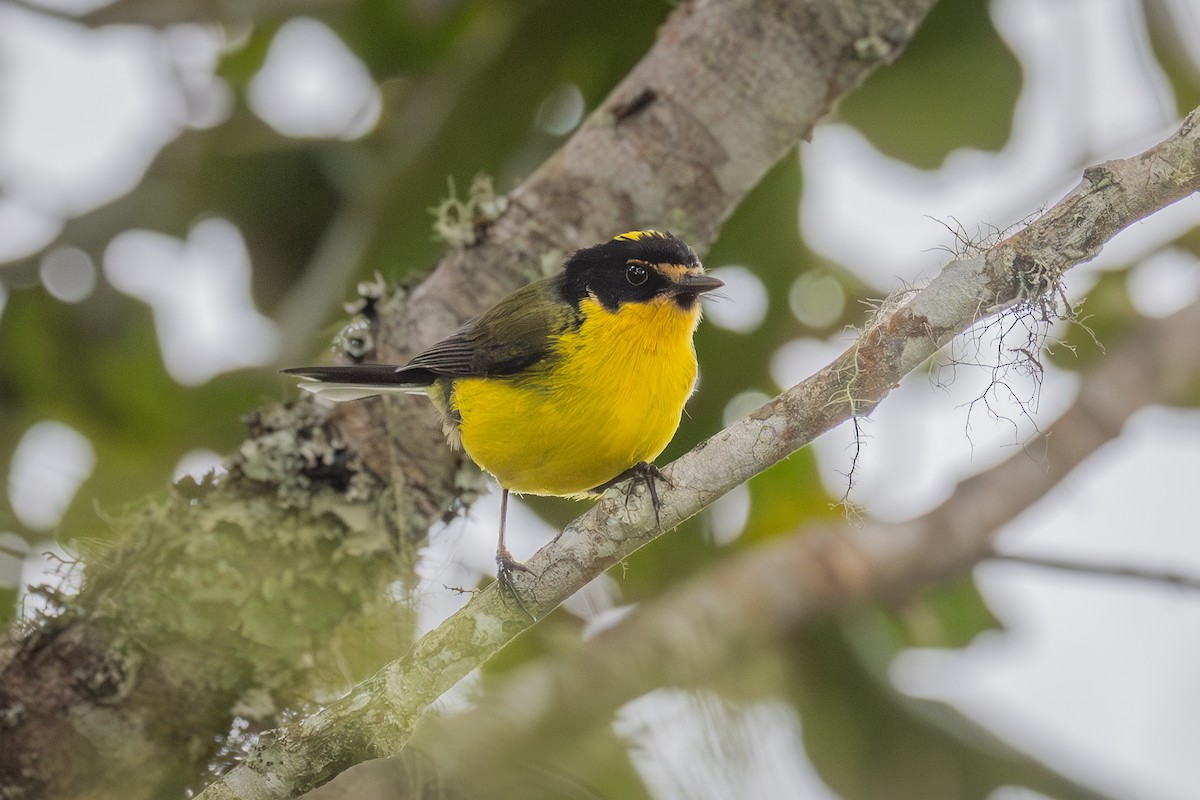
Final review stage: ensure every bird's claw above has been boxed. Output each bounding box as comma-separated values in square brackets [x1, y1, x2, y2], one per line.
[496, 547, 536, 621]
[626, 462, 669, 528]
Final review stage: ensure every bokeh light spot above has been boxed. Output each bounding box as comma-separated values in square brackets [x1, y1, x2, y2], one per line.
[0, 533, 30, 590]
[722, 390, 772, 428]
[0, 198, 61, 262]
[708, 483, 751, 546]
[704, 266, 768, 333]
[8, 420, 96, 531]
[248, 18, 381, 140]
[769, 337, 843, 391]
[788, 271, 845, 329]
[535, 83, 585, 135]
[1127, 248, 1200, 319]
[0, 13, 182, 215]
[39, 246, 96, 303]
[173, 448, 224, 482]
[104, 218, 280, 385]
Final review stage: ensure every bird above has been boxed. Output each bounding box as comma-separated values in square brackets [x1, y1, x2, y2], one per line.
[284, 230, 722, 601]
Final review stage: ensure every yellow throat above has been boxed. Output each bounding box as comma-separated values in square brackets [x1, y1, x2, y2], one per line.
[449, 293, 702, 497]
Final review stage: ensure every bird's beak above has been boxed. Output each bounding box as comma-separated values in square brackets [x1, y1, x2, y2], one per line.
[671, 273, 724, 295]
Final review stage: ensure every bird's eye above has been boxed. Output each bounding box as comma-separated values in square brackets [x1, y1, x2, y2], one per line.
[626, 263, 648, 286]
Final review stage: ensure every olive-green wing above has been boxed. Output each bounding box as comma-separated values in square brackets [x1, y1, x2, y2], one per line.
[399, 279, 567, 380]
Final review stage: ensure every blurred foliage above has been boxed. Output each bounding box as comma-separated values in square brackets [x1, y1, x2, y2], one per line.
[1, 0, 1197, 796]
[0, 284, 276, 550]
[0, 0, 668, 562]
[838, 0, 1021, 169]
[78, 455, 410, 710]
[1047, 270, 1141, 371]
[785, 620, 1112, 800]
[1145, 0, 1200, 117]
[892, 576, 1004, 650]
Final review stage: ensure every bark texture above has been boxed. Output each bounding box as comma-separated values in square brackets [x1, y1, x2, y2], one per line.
[0, 1, 940, 798]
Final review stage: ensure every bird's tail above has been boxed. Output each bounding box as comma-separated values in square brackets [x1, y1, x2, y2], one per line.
[282, 365, 434, 402]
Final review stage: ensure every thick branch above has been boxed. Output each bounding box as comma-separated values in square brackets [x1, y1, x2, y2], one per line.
[195, 108, 1200, 800]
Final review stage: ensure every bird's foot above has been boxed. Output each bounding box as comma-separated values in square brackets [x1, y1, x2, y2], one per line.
[631, 462, 670, 519]
[496, 546, 536, 621]
[594, 462, 671, 528]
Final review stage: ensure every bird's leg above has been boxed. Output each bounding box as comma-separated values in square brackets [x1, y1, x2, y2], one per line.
[592, 462, 671, 528]
[495, 488, 535, 620]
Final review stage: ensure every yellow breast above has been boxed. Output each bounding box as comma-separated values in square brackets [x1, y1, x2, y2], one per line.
[448, 296, 701, 497]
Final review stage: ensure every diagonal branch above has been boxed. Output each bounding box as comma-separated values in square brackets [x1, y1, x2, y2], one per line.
[196, 108, 1200, 800]
[405, 296, 1200, 800]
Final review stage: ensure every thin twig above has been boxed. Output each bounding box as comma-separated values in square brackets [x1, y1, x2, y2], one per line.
[988, 552, 1200, 593]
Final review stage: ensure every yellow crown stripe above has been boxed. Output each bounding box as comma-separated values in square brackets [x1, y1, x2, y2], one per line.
[614, 230, 664, 242]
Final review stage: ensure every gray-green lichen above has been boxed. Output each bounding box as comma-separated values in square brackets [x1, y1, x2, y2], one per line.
[235, 398, 379, 508]
[430, 173, 509, 248]
[50, 396, 417, 733]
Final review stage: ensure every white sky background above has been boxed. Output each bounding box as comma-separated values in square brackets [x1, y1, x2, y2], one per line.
[3, 0, 1200, 797]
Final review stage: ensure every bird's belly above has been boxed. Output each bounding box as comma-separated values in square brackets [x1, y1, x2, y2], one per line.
[451, 347, 696, 497]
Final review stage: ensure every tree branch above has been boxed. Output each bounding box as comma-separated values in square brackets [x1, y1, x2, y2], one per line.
[0, 2, 940, 798]
[988, 553, 1200, 593]
[194, 107, 1200, 800]
[357, 292, 1200, 800]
